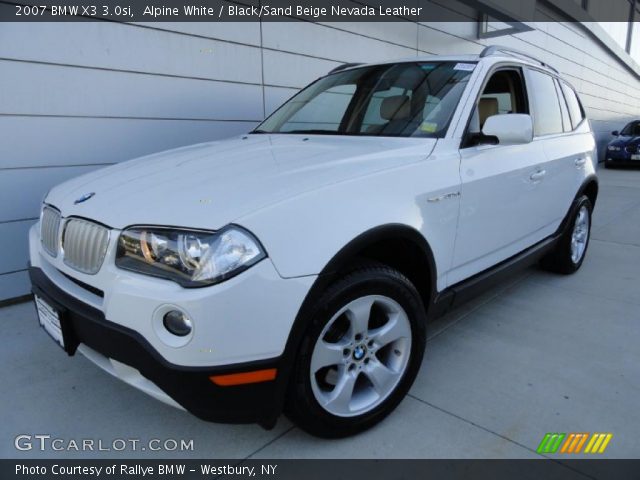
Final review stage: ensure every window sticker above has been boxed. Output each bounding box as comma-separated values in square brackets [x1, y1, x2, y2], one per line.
[454, 63, 476, 71]
[420, 122, 438, 133]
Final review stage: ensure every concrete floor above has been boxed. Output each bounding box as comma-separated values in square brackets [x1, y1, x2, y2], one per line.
[1, 168, 639, 461]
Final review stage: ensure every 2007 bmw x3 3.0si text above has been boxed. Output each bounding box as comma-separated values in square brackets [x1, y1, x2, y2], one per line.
[29, 46, 598, 438]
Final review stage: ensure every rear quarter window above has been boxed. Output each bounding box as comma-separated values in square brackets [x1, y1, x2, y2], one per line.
[554, 79, 572, 133]
[560, 81, 585, 130]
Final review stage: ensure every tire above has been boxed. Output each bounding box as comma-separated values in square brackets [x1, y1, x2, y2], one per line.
[285, 264, 427, 438]
[540, 195, 592, 274]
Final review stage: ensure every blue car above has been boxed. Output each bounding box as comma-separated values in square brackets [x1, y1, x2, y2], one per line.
[605, 120, 640, 168]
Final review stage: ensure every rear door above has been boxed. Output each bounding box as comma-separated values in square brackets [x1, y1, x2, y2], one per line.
[523, 68, 592, 233]
[557, 79, 595, 206]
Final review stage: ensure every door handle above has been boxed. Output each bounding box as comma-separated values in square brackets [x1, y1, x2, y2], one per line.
[574, 157, 587, 167]
[529, 169, 546, 182]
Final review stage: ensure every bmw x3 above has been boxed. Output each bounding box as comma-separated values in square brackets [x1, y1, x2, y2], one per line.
[29, 46, 598, 437]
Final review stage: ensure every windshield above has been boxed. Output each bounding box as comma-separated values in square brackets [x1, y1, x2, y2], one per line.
[620, 121, 640, 136]
[255, 62, 475, 138]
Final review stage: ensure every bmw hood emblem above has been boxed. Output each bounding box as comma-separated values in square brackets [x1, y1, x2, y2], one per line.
[74, 192, 95, 204]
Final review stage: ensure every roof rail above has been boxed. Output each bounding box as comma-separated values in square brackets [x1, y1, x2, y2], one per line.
[328, 62, 363, 74]
[479, 45, 559, 74]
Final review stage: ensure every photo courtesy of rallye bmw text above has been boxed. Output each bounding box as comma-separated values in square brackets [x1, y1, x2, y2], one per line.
[1, 0, 639, 478]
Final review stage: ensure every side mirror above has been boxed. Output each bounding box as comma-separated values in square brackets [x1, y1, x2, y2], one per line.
[482, 114, 533, 145]
[612, 130, 619, 136]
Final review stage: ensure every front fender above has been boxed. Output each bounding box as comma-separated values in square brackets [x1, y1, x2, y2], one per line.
[237, 153, 460, 293]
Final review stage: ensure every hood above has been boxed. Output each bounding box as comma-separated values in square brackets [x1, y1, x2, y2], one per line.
[609, 135, 640, 148]
[46, 134, 435, 230]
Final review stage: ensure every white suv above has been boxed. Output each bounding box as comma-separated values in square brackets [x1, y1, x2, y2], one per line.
[29, 46, 598, 437]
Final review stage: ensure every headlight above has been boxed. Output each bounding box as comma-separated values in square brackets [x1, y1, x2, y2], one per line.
[608, 145, 620, 151]
[115, 225, 266, 287]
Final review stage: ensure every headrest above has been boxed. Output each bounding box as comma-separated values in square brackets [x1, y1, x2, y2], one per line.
[478, 97, 499, 126]
[380, 95, 411, 121]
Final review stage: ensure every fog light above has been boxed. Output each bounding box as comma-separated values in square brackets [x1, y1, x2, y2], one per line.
[163, 310, 192, 337]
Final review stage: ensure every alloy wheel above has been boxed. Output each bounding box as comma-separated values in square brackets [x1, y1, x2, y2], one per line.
[309, 295, 412, 417]
[570, 205, 590, 264]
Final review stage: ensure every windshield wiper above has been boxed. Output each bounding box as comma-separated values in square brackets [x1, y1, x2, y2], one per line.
[282, 129, 346, 135]
[251, 129, 353, 135]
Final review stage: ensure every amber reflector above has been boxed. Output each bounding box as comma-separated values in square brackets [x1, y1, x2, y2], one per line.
[209, 368, 277, 386]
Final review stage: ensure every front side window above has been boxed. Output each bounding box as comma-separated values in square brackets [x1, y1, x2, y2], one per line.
[255, 62, 474, 138]
[527, 69, 564, 136]
[464, 68, 528, 146]
[478, 69, 527, 121]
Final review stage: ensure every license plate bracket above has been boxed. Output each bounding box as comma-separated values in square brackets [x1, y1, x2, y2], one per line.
[34, 293, 76, 355]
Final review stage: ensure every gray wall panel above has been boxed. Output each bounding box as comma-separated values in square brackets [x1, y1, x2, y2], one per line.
[262, 22, 417, 63]
[0, 166, 104, 223]
[0, 117, 257, 169]
[1, 15, 639, 301]
[0, 22, 262, 83]
[0, 271, 31, 301]
[0, 220, 33, 274]
[320, 22, 419, 50]
[261, 49, 339, 88]
[0, 61, 263, 121]
[133, 21, 262, 46]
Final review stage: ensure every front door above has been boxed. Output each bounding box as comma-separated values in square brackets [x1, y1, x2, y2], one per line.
[449, 66, 553, 285]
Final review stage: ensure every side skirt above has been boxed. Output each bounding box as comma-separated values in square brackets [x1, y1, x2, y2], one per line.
[430, 233, 560, 319]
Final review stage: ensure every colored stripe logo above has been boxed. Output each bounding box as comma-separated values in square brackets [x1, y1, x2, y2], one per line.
[537, 433, 613, 454]
[537, 433, 566, 454]
[584, 433, 613, 454]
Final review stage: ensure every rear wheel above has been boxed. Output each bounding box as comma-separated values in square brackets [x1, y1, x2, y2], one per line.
[286, 264, 426, 438]
[541, 195, 592, 274]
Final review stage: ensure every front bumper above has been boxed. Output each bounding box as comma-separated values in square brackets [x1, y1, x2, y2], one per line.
[605, 158, 640, 167]
[30, 266, 289, 427]
[28, 222, 313, 368]
[605, 150, 640, 166]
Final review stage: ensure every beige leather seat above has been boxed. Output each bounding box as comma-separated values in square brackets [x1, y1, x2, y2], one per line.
[478, 97, 499, 127]
[367, 95, 411, 133]
[380, 95, 411, 121]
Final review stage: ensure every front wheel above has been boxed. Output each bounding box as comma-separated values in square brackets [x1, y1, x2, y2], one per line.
[285, 265, 427, 438]
[541, 195, 592, 274]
